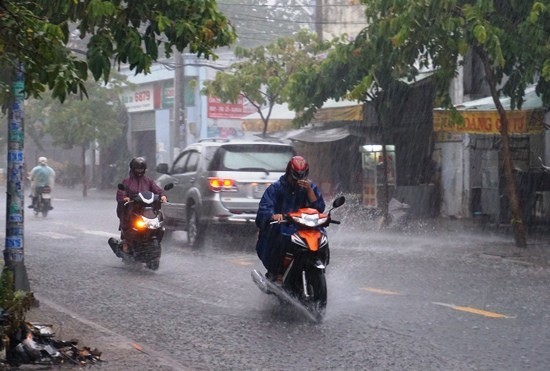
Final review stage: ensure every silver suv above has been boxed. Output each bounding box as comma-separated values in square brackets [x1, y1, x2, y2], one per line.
[155, 138, 296, 248]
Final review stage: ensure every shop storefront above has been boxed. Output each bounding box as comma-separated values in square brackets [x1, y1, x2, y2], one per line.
[360, 145, 396, 208]
[433, 93, 547, 225]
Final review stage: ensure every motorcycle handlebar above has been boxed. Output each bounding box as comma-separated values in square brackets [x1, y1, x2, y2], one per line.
[270, 216, 341, 225]
[123, 195, 168, 206]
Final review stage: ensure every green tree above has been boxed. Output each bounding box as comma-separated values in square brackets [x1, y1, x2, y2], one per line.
[0, 0, 236, 294]
[26, 78, 127, 196]
[0, 0, 236, 107]
[202, 29, 342, 136]
[289, 0, 550, 248]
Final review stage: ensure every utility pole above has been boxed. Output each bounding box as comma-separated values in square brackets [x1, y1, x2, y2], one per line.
[315, 0, 323, 40]
[3, 62, 30, 292]
[173, 52, 185, 159]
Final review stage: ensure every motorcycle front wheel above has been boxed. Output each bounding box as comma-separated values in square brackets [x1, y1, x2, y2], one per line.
[306, 269, 327, 321]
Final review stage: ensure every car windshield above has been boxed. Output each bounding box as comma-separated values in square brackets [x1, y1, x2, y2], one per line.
[211, 144, 294, 172]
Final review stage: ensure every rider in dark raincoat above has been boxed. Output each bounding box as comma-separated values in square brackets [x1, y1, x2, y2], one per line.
[116, 157, 166, 252]
[255, 156, 325, 282]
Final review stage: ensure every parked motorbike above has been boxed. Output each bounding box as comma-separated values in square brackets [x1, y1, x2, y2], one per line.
[30, 185, 52, 217]
[252, 196, 346, 322]
[108, 183, 172, 271]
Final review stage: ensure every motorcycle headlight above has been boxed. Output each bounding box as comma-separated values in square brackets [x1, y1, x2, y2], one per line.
[134, 216, 161, 230]
[134, 218, 147, 230]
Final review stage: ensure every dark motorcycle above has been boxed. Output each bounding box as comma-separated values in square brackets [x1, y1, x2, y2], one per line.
[252, 196, 346, 322]
[108, 183, 172, 271]
[30, 185, 52, 217]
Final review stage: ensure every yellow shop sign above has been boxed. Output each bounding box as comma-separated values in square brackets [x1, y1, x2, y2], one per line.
[433, 109, 544, 134]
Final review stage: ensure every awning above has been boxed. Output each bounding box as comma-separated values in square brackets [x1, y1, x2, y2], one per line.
[241, 103, 296, 132]
[314, 100, 363, 122]
[454, 86, 543, 111]
[289, 126, 353, 143]
[241, 99, 363, 133]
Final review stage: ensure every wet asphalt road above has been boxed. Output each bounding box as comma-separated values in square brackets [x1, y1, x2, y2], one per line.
[3, 186, 550, 370]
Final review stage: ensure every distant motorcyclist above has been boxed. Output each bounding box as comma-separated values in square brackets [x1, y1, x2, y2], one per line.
[28, 156, 55, 210]
[255, 156, 325, 283]
[116, 157, 167, 252]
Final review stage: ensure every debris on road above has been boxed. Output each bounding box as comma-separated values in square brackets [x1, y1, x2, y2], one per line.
[4, 322, 102, 367]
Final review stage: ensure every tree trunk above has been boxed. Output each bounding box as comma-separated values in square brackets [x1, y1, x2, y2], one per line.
[477, 47, 527, 248]
[81, 144, 88, 198]
[91, 142, 96, 188]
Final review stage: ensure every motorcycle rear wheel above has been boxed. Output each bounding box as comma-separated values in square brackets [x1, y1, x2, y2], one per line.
[42, 199, 51, 217]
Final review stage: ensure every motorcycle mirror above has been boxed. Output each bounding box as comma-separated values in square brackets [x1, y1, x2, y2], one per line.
[332, 196, 346, 208]
[164, 183, 174, 191]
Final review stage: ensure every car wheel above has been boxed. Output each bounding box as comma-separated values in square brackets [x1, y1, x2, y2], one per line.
[187, 206, 204, 249]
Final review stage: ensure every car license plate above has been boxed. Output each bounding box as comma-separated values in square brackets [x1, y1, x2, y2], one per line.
[42, 193, 51, 199]
[253, 183, 268, 198]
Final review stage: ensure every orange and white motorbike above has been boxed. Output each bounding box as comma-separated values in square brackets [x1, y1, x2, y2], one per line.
[252, 196, 345, 322]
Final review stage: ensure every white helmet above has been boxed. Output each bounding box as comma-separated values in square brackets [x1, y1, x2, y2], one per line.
[38, 157, 48, 165]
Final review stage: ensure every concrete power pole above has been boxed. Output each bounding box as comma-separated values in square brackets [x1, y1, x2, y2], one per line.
[3, 62, 31, 292]
[315, 0, 323, 40]
[173, 52, 186, 158]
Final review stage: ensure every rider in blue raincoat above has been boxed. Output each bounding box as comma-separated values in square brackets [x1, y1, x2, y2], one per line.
[255, 156, 325, 282]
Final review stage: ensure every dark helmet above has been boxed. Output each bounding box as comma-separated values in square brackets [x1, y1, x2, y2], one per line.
[129, 157, 147, 177]
[286, 156, 309, 180]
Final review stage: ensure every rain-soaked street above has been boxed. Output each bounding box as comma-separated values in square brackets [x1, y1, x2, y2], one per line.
[3, 186, 550, 370]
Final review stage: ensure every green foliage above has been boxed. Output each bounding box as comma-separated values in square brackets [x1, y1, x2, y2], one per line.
[25, 77, 126, 151]
[0, 270, 14, 309]
[288, 0, 550, 123]
[287, 0, 549, 247]
[0, 0, 236, 110]
[202, 29, 343, 135]
[0, 269, 34, 342]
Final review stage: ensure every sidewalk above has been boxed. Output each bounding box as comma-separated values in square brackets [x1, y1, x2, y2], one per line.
[23, 300, 165, 369]
[341, 211, 550, 267]
[435, 217, 550, 267]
